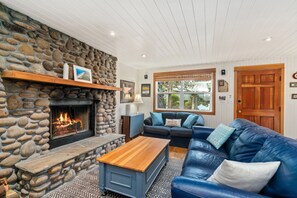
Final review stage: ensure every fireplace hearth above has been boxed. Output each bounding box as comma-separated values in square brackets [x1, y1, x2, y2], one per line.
[49, 100, 95, 149]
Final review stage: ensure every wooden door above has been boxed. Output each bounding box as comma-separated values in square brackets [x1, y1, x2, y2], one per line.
[234, 64, 284, 134]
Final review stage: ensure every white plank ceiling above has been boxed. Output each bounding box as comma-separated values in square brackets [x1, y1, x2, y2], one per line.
[1, 0, 297, 69]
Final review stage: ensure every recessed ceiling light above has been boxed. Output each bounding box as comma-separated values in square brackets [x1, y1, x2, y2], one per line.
[264, 37, 272, 42]
[110, 31, 115, 37]
[141, 54, 147, 58]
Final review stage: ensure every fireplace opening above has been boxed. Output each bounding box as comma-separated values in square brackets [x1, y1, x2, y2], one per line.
[49, 100, 95, 149]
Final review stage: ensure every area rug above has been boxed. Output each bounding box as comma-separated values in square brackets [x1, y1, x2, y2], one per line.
[44, 159, 183, 198]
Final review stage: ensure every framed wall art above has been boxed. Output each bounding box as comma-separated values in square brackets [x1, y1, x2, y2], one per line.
[120, 80, 135, 103]
[73, 65, 92, 83]
[141, 84, 151, 97]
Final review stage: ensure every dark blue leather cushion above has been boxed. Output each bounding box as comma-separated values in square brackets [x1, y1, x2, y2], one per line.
[229, 126, 279, 162]
[161, 112, 176, 124]
[176, 112, 192, 125]
[182, 150, 225, 179]
[143, 125, 170, 136]
[170, 127, 192, 137]
[225, 119, 258, 154]
[252, 136, 297, 198]
[189, 139, 228, 158]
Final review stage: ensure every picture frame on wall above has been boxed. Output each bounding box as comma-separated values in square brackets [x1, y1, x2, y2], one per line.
[141, 84, 151, 97]
[73, 65, 92, 83]
[120, 80, 135, 103]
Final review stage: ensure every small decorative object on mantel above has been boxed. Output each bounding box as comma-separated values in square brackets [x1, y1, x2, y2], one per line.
[73, 65, 92, 83]
[292, 94, 297, 99]
[63, 63, 69, 79]
[293, 72, 297, 79]
[120, 80, 135, 103]
[141, 84, 151, 97]
[290, 82, 297, 87]
[218, 80, 229, 92]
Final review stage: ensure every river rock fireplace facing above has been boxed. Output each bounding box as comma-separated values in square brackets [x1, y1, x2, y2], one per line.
[49, 100, 95, 149]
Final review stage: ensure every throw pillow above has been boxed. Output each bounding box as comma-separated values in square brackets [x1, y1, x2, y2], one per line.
[206, 124, 235, 149]
[182, 114, 198, 129]
[207, 159, 281, 193]
[150, 112, 163, 126]
[165, 119, 181, 127]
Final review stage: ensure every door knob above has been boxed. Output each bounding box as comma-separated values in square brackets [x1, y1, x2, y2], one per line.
[238, 110, 242, 113]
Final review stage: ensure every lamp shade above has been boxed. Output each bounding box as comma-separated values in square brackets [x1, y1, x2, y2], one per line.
[134, 94, 143, 103]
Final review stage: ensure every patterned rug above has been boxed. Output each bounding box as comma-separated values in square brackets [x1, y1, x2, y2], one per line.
[44, 159, 183, 198]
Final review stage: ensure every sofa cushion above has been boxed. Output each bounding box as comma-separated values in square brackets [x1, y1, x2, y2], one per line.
[206, 124, 235, 149]
[189, 139, 228, 158]
[150, 112, 163, 126]
[229, 126, 279, 162]
[207, 160, 280, 193]
[143, 125, 170, 136]
[251, 136, 297, 197]
[161, 112, 176, 124]
[224, 119, 258, 153]
[182, 150, 226, 180]
[170, 127, 192, 138]
[176, 112, 191, 125]
[182, 114, 198, 129]
[165, 119, 181, 127]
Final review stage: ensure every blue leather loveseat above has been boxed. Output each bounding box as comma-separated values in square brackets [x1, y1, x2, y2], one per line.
[143, 112, 204, 148]
[172, 119, 297, 198]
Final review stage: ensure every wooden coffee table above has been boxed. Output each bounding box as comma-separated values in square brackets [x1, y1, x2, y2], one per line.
[96, 136, 170, 198]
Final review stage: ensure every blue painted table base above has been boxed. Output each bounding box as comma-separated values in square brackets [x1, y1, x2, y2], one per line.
[99, 146, 169, 198]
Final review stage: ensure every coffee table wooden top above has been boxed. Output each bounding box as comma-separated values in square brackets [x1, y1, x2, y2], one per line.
[96, 136, 170, 172]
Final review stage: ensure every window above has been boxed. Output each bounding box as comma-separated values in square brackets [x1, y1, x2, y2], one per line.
[154, 69, 216, 115]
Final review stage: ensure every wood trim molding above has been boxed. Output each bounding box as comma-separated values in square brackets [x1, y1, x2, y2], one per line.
[234, 63, 285, 71]
[1, 70, 122, 91]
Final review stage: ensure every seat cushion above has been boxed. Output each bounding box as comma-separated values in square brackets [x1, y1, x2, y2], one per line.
[170, 127, 192, 138]
[251, 136, 297, 198]
[189, 139, 228, 158]
[143, 125, 170, 136]
[182, 150, 226, 179]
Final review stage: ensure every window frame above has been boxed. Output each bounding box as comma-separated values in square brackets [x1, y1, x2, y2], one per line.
[153, 68, 216, 115]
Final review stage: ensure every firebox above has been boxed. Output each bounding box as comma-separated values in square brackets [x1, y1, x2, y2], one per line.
[49, 100, 95, 149]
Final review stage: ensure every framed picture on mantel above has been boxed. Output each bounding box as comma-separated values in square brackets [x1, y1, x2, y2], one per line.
[73, 65, 92, 83]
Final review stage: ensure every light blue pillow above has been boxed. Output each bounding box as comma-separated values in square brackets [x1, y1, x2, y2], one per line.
[182, 114, 198, 129]
[207, 124, 235, 149]
[150, 112, 163, 126]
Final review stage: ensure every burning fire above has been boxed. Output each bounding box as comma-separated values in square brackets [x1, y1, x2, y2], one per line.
[53, 112, 82, 131]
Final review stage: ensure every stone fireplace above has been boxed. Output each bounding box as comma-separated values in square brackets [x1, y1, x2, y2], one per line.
[0, 3, 125, 197]
[49, 99, 95, 149]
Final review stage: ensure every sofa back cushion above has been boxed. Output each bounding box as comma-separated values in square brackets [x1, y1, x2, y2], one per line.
[229, 126, 278, 162]
[224, 119, 258, 153]
[161, 112, 176, 124]
[251, 136, 297, 198]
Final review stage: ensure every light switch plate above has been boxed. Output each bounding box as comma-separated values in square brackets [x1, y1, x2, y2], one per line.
[290, 82, 297, 87]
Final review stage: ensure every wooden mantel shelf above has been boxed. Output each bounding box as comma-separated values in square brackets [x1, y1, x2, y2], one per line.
[1, 70, 122, 91]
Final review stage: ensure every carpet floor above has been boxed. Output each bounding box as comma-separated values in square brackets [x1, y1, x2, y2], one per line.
[44, 159, 183, 198]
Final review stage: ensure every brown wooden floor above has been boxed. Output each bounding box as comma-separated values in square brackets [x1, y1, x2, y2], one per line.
[169, 146, 187, 160]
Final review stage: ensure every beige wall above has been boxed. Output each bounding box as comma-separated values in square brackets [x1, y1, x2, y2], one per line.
[136, 57, 297, 139]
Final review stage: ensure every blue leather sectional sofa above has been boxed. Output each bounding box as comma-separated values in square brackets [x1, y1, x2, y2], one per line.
[143, 112, 204, 148]
[172, 119, 297, 198]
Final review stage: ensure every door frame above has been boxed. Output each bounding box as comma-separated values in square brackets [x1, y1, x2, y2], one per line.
[234, 63, 285, 134]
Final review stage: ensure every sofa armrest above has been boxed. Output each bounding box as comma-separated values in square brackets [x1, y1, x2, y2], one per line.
[192, 126, 215, 139]
[171, 176, 268, 198]
[144, 117, 152, 126]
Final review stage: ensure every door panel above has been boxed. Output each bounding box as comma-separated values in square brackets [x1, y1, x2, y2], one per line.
[235, 65, 283, 133]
